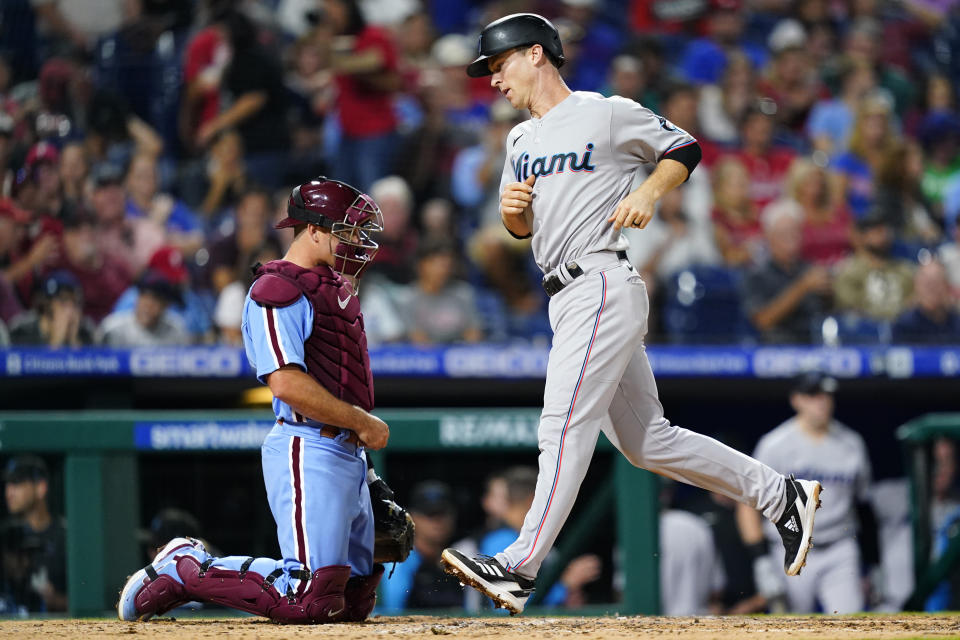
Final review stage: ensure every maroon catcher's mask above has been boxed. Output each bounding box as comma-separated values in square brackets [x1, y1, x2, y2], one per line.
[277, 177, 383, 287]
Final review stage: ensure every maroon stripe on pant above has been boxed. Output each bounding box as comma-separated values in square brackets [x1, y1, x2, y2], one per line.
[266, 307, 286, 367]
[291, 436, 308, 596]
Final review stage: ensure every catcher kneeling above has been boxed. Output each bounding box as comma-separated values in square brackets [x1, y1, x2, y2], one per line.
[118, 177, 414, 623]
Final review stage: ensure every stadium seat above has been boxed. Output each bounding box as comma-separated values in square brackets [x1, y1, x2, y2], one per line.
[816, 313, 892, 346]
[662, 266, 751, 344]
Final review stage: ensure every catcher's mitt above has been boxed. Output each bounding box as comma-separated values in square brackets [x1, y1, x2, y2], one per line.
[370, 478, 415, 563]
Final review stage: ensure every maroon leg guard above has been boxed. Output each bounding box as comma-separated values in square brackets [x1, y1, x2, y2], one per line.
[177, 555, 351, 624]
[335, 564, 385, 622]
[133, 573, 188, 618]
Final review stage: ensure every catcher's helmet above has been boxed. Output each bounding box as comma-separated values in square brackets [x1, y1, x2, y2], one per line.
[277, 177, 383, 280]
[466, 13, 565, 78]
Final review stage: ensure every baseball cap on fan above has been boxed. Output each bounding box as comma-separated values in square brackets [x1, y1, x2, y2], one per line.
[147, 246, 189, 285]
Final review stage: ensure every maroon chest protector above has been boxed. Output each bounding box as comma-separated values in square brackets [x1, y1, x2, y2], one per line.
[250, 260, 374, 412]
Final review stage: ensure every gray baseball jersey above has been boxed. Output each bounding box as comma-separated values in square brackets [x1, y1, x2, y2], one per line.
[754, 418, 871, 546]
[498, 91, 697, 273]
[488, 92, 790, 580]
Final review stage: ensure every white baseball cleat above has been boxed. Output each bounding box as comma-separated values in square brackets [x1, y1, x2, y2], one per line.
[775, 475, 822, 576]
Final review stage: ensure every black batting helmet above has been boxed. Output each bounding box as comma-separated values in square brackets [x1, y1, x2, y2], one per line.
[466, 13, 565, 78]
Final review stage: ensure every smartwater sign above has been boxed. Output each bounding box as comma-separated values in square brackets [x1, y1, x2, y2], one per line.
[134, 421, 274, 450]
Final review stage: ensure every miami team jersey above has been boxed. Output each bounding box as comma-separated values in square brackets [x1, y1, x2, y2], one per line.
[241, 293, 323, 427]
[753, 418, 872, 545]
[499, 91, 697, 273]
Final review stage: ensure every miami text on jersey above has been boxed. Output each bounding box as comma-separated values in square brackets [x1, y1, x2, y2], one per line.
[512, 143, 596, 181]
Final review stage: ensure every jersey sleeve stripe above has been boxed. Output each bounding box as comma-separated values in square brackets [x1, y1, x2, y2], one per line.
[265, 306, 288, 368]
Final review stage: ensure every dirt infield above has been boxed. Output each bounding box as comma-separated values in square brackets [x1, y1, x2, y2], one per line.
[2, 614, 959, 639]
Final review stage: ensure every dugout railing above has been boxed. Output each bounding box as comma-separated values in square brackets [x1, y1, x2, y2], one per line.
[898, 413, 960, 611]
[0, 409, 660, 618]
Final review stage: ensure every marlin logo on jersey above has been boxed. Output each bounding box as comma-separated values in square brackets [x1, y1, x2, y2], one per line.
[513, 143, 596, 181]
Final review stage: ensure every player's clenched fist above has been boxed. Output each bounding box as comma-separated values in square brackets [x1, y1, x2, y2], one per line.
[357, 413, 390, 450]
[608, 189, 656, 231]
[501, 174, 536, 217]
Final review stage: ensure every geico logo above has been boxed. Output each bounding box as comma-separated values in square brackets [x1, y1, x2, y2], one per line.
[443, 347, 549, 378]
[129, 349, 243, 376]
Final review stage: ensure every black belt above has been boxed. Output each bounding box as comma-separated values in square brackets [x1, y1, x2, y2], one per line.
[542, 251, 627, 297]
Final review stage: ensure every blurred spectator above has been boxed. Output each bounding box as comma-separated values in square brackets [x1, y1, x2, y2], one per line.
[825, 18, 915, 119]
[781, 157, 854, 265]
[698, 51, 757, 146]
[33, 0, 121, 57]
[939, 219, 960, 295]
[125, 152, 203, 258]
[8, 270, 94, 347]
[366, 176, 417, 284]
[1, 456, 67, 614]
[479, 466, 602, 609]
[430, 34, 490, 139]
[213, 240, 282, 345]
[111, 246, 215, 343]
[918, 111, 960, 226]
[831, 91, 900, 218]
[834, 212, 916, 321]
[20, 142, 63, 220]
[679, 0, 767, 85]
[627, 187, 720, 292]
[284, 25, 336, 182]
[557, 0, 623, 93]
[873, 139, 941, 248]
[728, 102, 797, 212]
[395, 72, 466, 205]
[379, 480, 464, 611]
[89, 162, 164, 277]
[98, 269, 189, 346]
[743, 201, 831, 343]
[710, 156, 763, 267]
[403, 238, 482, 344]
[756, 20, 826, 137]
[57, 141, 87, 211]
[208, 188, 279, 294]
[451, 99, 524, 229]
[196, 10, 289, 189]
[0, 199, 35, 322]
[195, 130, 248, 218]
[323, 0, 401, 191]
[83, 88, 164, 169]
[58, 208, 132, 323]
[891, 259, 960, 343]
[806, 60, 878, 158]
[179, 4, 230, 157]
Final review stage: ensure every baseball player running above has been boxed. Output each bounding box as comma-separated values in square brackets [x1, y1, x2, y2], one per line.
[118, 177, 393, 623]
[440, 14, 822, 615]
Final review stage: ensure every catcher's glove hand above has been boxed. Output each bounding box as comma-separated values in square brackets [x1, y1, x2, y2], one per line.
[370, 478, 415, 563]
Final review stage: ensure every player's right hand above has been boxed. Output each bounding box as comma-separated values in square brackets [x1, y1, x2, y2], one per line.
[500, 174, 536, 217]
[358, 413, 389, 450]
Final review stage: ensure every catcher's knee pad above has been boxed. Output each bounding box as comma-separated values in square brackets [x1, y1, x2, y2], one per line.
[179, 555, 350, 623]
[336, 564, 385, 622]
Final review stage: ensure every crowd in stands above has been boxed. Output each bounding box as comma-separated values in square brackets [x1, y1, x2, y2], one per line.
[1, 0, 960, 347]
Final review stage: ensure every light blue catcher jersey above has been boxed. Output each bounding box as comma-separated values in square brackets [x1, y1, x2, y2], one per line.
[241, 293, 324, 427]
